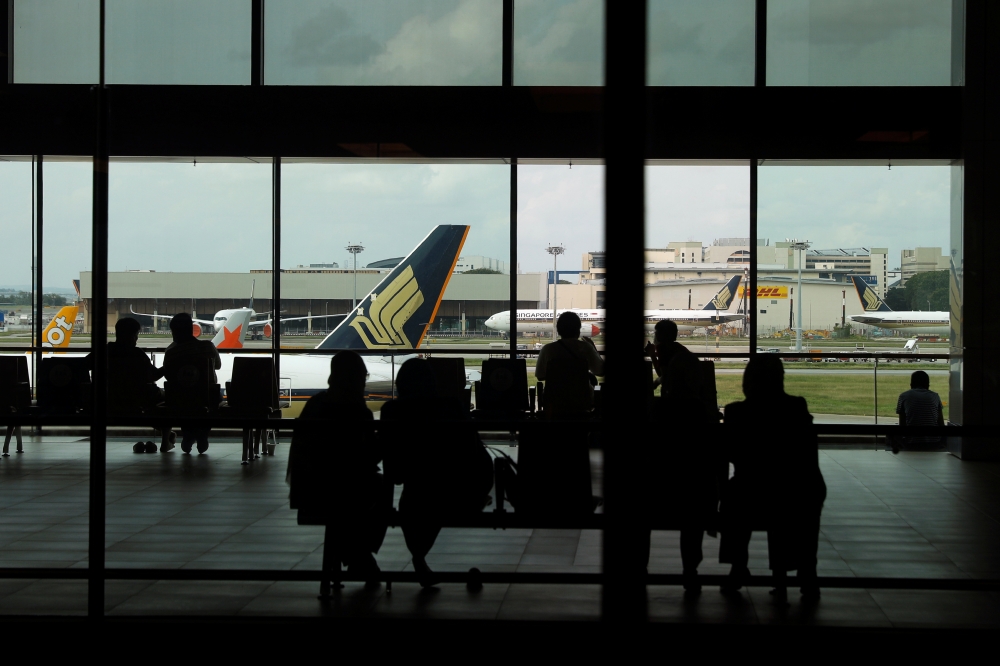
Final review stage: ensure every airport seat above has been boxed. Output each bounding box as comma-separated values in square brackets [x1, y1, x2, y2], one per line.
[223, 356, 280, 464]
[697, 360, 721, 420]
[37, 357, 91, 414]
[427, 357, 470, 411]
[0, 356, 31, 456]
[473, 358, 529, 417]
[163, 357, 219, 413]
[108, 355, 159, 415]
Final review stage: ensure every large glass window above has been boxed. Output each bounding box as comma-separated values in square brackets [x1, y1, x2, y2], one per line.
[513, 0, 603, 86]
[756, 162, 953, 422]
[265, 0, 503, 85]
[12, 0, 100, 84]
[767, 0, 963, 86]
[647, 0, 755, 86]
[0, 159, 33, 349]
[106, 0, 252, 84]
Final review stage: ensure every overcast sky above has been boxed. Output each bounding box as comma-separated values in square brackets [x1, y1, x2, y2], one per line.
[0, 160, 952, 291]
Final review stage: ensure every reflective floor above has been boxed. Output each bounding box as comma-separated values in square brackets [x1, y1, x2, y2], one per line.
[0, 434, 998, 626]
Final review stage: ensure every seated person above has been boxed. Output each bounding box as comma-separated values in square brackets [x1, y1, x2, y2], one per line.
[895, 370, 945, 451]
[719, 355, 826, 601]
[163, 312, 221, 454]
[646, 319, 697, 393]
[521, 311, 602, 517]
[381, 358, 493, 587]
[91, 317, 164, 412]
[288, 351, 389, 579]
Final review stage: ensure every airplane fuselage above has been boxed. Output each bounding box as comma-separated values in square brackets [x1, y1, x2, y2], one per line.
[849, 312, 950, 337]
[485, 310, 602, 336]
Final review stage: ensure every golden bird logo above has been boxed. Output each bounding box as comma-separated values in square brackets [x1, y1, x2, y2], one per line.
[862, 287, 881, 311]
[711, 286, 732, 310]
[349, 266, 425, 349]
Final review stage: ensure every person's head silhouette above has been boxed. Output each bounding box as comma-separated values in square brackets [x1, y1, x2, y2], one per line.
[910, 370, 930, 390]
[115, 317, 142, 348]
[169, 313, 195, 342]
[743, 354, 785, 398]
[328, 350, 368, 401]
[395, 358, 436, 400]
[654, 319, 678, 345]
[556, 311, 582, 339]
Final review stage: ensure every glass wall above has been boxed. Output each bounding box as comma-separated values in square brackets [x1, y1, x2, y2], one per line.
[767, 0, 963, 86]
[0, 160, 34, 349]
[265, 0, 503, 85]
[513, 0, 603, 86]
[647, 0, 755, 86]
[756, 162, 953, 422]
[12, 0, 100, 84]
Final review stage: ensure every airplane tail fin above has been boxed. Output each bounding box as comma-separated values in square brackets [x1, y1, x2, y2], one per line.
[850, 275, 893, 312]
[317, 225, 470, 350]
[705, 275, 743, 311]
[213, 309, 254, 349]
[41, 306, 80, 348]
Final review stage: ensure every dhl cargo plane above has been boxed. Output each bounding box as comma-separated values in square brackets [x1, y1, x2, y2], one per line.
[483, 274, 744, 336]
[12, 226, 473, 416]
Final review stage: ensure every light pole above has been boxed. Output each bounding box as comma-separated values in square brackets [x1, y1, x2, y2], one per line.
[346, 243, 364, 311]
[787, 239, 811, 352]
[545, 244, 565, 339]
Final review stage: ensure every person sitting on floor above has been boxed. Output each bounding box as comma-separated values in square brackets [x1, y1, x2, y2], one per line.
[895, 370, 945, 452]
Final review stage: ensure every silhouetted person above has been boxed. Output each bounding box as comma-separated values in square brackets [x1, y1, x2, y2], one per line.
[646, 319, 697, 393]
[288, 351, 389, 581]
[381, 358, 492, 587]
[88, 317, 164, 411]
[523, 311, 603, 517]
[895, 370, 944, 451]
[720, 355, 826, 601]
[643, 319, 724, 594]
[163, 312, 221, 454]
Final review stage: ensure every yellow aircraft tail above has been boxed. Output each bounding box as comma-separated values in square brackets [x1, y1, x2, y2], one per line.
[41, 306, 80, 348]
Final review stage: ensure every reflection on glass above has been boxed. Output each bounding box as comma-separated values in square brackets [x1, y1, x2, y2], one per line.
[645, 165, 750, 351]
[0, 160, 33, 348]
[514, 0, 603, 86]
[265, 0, 502, 85]
[280, 162, 509, 413]
[105, 0, 252, 84]
[647, 0, 755, 86]
[12, 0, 100, 84]
[756, 164, 952, 420]
[767, 0, 962, 86]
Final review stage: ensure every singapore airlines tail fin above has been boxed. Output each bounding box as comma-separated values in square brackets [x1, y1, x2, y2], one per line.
[850, 275, 893, 312]
[704, 275, 743, 311]
[317, 225, 470, 351]
[41, 306, 80, 348]
[212, 309, 254, 349]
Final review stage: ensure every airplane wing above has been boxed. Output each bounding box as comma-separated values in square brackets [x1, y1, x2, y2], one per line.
[248, 314, 347, 327]
[129, 306, 214, 327]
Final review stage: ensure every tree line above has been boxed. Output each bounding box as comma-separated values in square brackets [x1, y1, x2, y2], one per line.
[0, 292, 69, 307]
[884, 270, 949, 311]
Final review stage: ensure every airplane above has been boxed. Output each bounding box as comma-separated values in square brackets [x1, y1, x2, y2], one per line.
[130, 280, 340, 349]
[10, 226, 473, 416]
[483, 274, 744, 336]
[848, 275, 950, 337]
[41, 306, 81, 348]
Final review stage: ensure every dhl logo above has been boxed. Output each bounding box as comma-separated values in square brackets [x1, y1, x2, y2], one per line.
[350, 265, 424, 349]
[739, 286, 788, 299]
[42, 306, 79, 348]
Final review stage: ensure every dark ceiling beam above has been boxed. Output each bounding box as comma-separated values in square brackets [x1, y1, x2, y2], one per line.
[0, 85, 962, 160]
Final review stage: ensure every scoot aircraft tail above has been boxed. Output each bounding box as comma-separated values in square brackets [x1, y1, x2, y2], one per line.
[317, 225, 470, 350]
[41, 306, 80, 348]
[704, 275, 743, 311]
[850, 275, 893, 312]
[213, 309, 254, 349]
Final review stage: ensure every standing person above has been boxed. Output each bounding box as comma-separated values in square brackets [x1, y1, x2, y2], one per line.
[163, 312, 221, 454]
[720, 355, 826, 601]
[288, 351, 389, 582]
[523, 311, 604, 518]
[381, 359, 493, 587]
[895, 370, 945, 452]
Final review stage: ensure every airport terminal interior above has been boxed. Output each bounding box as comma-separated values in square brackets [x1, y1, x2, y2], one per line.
[1, 0, 999, 638]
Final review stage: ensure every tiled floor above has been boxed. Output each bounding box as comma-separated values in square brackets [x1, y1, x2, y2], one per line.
[1, 434, 999, 626]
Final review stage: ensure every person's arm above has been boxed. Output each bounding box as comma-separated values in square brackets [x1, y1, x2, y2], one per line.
[937, 397, 945, 427]
[584, 338, 604, 376]
[535, 345, 549, 381]
[210, 345, 222, 370]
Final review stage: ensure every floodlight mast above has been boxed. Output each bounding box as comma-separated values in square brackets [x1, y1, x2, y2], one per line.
[346, 243, 365, 311]
[787, 239, 811, 352]
[546, 244, 565, 339]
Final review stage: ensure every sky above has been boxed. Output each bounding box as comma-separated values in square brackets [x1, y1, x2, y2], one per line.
[0, 160, 953, 291]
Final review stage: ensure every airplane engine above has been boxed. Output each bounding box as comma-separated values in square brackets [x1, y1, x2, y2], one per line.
[581, 324, 601, 338]
[263, 323, 272, 338]
[192, 323, 202, 338]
